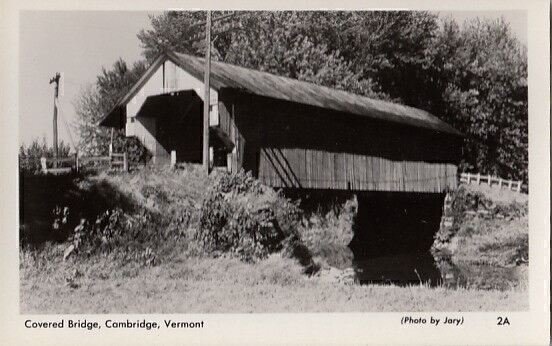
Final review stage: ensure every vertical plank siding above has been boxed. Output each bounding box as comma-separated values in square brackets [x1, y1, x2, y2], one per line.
[218, 91, 461, 193]
[258, 148, 457, 193]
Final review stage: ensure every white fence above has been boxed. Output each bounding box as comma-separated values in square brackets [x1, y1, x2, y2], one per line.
[37, 152, 128, 175]
[459, 172, 523, 193]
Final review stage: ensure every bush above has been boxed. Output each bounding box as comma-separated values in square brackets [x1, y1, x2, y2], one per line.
[298, 196, 357, 269]
[255, 254, 304, 286]
[19, 138, 72, 174]
[112, 135, 152, 164]
[197, 170, 305, 263]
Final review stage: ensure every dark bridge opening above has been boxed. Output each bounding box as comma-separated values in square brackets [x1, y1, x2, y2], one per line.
[350, 192, 445, 285]
[283, 189, 446, 285]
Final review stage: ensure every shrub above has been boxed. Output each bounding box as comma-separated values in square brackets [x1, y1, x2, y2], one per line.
[61, 206, 184, 267]
[255, 254, 304, 286]
[298, 196, 357, 269]
[112, 135, 152, 164]
[197, 170, 305, 263]
[19, 138, 72, 174]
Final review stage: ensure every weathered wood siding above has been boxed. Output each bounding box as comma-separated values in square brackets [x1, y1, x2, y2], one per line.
[218, 91, 460, 193]
[259, 148, 457, 192]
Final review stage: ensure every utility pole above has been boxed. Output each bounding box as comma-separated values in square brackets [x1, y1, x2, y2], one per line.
[202, 11, 211, 174]
[185, 11, 240, 173]
[49, 72, 61, 160]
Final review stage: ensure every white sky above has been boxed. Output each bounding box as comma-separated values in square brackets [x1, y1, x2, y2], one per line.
[18, 10, 528, 148]
[438, 10, 527, 45]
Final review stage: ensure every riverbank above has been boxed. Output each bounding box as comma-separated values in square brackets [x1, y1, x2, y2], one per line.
[19, 167, 529, 312]
[432, 183, 528, 290]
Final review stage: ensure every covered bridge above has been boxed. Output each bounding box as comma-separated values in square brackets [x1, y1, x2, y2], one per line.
[100, 50, 462, 194]
[100, 50, 464, 265]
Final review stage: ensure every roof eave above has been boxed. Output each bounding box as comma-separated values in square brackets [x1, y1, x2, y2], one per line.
[97, 53, 170, 127]
[98, 106, 122, 127]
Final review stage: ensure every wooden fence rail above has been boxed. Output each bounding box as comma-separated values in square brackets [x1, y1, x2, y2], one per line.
[38, 152, 127, 175]
[459, 172, 523, 193]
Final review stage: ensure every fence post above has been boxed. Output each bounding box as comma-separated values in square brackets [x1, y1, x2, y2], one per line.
[467, 172, 471, 183]
[170, 150, 176, 168]
[75, 153, 79, 173]
[40, 157, 48, 174]
[476, 173, 481, 185]
[516, 181, 522, 192]
[487, 174, 491, 186]
[498, 178, 502, 188]
[123, 153, 128, 172]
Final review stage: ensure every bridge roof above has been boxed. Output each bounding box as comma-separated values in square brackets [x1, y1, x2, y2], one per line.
[100, 50, 462, 136]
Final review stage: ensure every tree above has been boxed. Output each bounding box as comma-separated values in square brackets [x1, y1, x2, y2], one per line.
[293, 11, 441, 106]
[138, 11, 391, 98]
[96, 59, 147, 114]
[74, 59, 147, 156]
[429, 17, 528, 181]
[220, 12, 384, 98]
[73, 84, 109, 156]
[138, 11, 225, 62]
[138, 11, 444, 101]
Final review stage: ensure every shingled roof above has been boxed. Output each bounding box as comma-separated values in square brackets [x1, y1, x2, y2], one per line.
[100, 50, 461, 136]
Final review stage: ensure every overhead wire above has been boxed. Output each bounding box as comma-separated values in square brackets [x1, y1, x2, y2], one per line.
[55, 97, 78, 152]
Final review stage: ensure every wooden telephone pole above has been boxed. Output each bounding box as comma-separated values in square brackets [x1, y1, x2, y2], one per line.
[186, 11, 240, 173]
[202, 11, 212, 174]
[50, 72, 61, 159]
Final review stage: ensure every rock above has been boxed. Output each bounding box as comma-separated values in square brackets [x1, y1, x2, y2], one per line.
[317, 266, 357, 285]
[338, 268, 357, 285]
[72, 268, 82, 278]
[63, 244, 75, 261]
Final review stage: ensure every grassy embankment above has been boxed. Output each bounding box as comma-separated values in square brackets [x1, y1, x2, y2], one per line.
[432, 183, 528, 290]
[20, 166, 528, 313]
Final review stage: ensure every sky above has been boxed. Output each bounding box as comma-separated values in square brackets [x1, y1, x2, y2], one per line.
[19, 11, 158, 147]
[19, 10, 527, 147]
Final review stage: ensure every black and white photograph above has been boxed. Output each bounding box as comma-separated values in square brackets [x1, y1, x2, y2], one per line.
[2, 1, 550, 344]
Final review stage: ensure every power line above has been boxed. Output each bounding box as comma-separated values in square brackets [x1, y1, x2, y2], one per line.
[55, 99, 77, 151]
[188, 12, 237, 30]
[184, 12, 248, 44]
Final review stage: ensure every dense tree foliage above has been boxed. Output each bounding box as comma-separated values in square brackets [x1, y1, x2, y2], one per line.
[430, 18, 528, 180]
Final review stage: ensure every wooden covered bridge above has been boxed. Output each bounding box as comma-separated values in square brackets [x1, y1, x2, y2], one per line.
[100, 50, 464, 261]
[100, 50, 462, 195]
